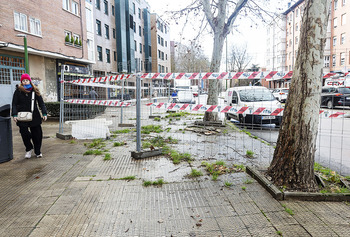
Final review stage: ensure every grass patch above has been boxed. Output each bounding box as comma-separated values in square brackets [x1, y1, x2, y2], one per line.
[103, 153, 111, 160]
[154, 117, 161, 121]
[118, 176, 136, 180]
[190, 169, 203, 177]
[143, 179, 166, 187]
[112, 129, 132, 134]
[113, 141, 126, 147]
[165, 111, 190, 118]
[246, 150, 254, 158]
[242, 186, 246, 191]
[244, 179, 253, 184]
[85, 138, 106, 149]
[84, 149, 103, 156]
[69, 139, 76, 144]
[224, 181, 232, 187]
[141, 125, 163, 134]
[201, 162, 245, 178]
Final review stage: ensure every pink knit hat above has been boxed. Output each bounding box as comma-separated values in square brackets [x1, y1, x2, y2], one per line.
[20, 73, 31, 82]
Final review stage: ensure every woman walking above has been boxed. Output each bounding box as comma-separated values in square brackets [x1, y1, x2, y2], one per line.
[12, 73, 47, 159]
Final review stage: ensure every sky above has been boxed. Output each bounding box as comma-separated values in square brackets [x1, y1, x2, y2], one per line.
[146, 0, 294, 70]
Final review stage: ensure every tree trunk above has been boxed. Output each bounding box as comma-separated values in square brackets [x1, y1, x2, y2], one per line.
[204, 31, 225, 121]
[267, 0, 330, 192]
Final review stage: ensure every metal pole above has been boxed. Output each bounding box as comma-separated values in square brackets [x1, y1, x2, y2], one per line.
[120, 79, 124, 124]
[150, 82, 153, 116]
[136, 75, 141, 152]
[225, 36, 228, 90]
[23, 36, 29, 73]
[59, 66, 65, 133]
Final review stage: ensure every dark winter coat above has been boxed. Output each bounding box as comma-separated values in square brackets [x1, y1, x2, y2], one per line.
[11, 84, 47, 127]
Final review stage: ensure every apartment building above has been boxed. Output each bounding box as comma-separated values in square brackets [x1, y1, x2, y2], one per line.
[151, 14, 171, 73]
[92, 0, 118, 76]
[266, 0, 333, 88]
[0, 0, 92, 104]
[331, 0, 350, 72]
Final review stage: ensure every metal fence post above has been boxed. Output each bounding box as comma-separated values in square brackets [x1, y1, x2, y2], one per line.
[59, 66, 65, 134]
[136, 75, 141, 152]
[120, 78, 124, 124]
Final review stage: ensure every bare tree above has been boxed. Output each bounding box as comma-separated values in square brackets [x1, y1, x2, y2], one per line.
[173, 41, 210, 73]
[267, 0, 331, 192]
[227, 44, 252, 72]
[201, 0, 248, 121]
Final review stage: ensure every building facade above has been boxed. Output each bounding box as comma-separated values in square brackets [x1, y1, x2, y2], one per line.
[151, 14, 171, 73]
[0, 0, 92, 105]
[0, 0, 171, 105]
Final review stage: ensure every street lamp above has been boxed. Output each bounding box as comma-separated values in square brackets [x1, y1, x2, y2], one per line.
[16, 34, 29, 73]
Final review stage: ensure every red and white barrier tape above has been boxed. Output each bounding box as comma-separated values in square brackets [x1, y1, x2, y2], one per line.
[146, 102, 347, 118]
[64, 99, 132, 107]
[61, 71, 340, 84]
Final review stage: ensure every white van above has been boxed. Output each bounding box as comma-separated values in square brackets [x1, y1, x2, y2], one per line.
[224, 86, 283, 125]
[176, 90, 195, 104]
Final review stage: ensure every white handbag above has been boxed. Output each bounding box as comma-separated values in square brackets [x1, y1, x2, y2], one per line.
[17, 92, 34, 122]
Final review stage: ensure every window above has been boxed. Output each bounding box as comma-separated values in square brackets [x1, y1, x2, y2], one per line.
[96, 20, 101, 35]
[106, 49, 110, 63]
[165, 25, 167, 34]
[114, 51, 116, 61]
[324, 55, 330, 67]
[133, 22, 136, 33]
[29, 17, 41, 36]
[65, 31, 72, 41]
[133, 3, 135, 14]
[158, 50, 161, 59]
[161, 52, 164, 60]
[73, 34, 80, 44]
[341, 14, 346, 25]
[139, 26, 141, 36]
[333, 36, 337, 46]
[63, 0, 69, 11]
[157, 35, 160, 44]
[335, 0, 338, 10]
[334, 17, 338, 28]
[165, 41, 167, 47]
[96, 0, 100, 10]
[166, 54, 167, 60]
[105, 24, 109, 39]
[332, 54, 336, 67]
[71, 1, 79, 15]
[139, 43, 142, 53]
[14, 12, 28, 32]
[134, 40, 137, 52]
[340, 52, 345, 65]
[97, 46, 102, 61]
[149, 46, 151, 56]
[341, 33, 345, 44]
[161, 38, 164, 46]
[295, 36, 298, 44]
[112, 5, 114, 16]
[87, 39, 94, 61]
[113, 28, 115, 38]
[86, 8, 93, 32]
[104, 0, 108, 15]
[296, 9, 299, 17]
[296, 23, 298, 31]
[138, 8, 141, 19]
[343, 0, 346, 6]
[158, 64, 161, 72]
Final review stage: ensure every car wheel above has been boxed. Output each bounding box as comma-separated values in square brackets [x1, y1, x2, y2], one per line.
[327, 100, 333, 109]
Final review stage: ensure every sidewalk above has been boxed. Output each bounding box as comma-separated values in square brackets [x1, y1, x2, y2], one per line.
[0, 119, 349, 236]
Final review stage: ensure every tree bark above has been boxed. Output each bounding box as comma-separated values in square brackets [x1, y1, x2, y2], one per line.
[267, 0, 330, 192]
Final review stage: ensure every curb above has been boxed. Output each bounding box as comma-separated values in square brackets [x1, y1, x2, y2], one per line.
[246, 166, 350, 202]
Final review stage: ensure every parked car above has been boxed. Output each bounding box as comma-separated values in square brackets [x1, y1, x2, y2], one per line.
[115, 94, 131, 100]
[271, 88, 289, 102]
[224, 86, 282, 126]
[176, 90, 195, 104]
[321, 87, 350, 109]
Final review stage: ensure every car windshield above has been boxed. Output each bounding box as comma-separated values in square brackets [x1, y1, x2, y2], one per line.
[239, 89, 276, 102]
[281, 89, 289, 93]
[339, 88, 350, 94]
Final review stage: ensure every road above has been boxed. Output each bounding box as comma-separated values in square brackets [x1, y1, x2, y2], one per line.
[236, 108, 350, 176]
